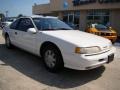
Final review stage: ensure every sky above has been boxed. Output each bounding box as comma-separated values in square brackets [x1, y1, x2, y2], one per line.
[0, 0, 50, 17]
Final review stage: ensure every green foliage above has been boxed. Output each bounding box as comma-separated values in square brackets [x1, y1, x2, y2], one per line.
[0, 13, 5, 21]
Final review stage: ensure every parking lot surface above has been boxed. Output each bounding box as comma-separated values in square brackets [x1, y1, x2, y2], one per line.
[0, 29, 120, 90]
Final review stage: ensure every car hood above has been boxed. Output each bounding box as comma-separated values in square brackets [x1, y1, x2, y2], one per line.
[41, 30, 111, 47]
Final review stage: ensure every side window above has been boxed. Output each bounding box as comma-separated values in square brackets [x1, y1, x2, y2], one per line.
[17, 18, 34, 32]
[10, 19, 20, 29]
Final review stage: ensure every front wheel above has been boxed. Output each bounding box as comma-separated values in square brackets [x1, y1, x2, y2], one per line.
[42, 45, 64, 73]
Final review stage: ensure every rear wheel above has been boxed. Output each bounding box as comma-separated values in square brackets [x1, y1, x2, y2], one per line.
[5, 35, 12, 48]
[42, 45, 64, 73]
[112, 41, 116, 44]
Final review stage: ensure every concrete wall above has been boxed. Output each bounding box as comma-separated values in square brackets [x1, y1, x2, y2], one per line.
[79, 10, 87, 31]
[110, 10, 120, 35]
[32, 4, 51, 15]
[50, 0, 120, 11]
[33, 0, 120, 14]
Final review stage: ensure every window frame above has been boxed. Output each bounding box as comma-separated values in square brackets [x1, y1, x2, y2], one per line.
[10, 19, 20, 30]
[15, 18, 35, 32]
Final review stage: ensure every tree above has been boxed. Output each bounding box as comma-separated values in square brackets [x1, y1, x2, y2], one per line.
[0, 13, 5, 22]
[17, 14, 23, 18]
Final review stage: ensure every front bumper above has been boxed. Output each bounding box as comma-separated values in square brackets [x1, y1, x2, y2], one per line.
[63, 47, 116, 70]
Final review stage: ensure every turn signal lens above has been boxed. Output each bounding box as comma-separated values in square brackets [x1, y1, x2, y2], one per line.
[75, 47, 81, 54]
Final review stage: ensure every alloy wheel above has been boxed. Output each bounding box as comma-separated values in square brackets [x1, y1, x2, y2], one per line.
[44, 50, 56, 68]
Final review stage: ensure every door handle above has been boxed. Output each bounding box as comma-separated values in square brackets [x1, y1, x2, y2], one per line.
[15, 32, 17, 35]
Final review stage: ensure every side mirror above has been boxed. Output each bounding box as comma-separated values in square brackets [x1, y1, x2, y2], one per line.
[27, 28, 37, 34]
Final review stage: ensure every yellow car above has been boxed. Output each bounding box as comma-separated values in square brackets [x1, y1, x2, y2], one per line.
[85, 24, 117, 43]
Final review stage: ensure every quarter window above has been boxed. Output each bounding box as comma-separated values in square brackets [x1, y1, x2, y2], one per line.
[17, 18, 34, 32]
[10, 19, 20, 29]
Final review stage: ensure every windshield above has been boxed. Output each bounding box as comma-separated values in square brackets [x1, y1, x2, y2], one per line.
[95, 24, 109, 31]
[33, 18, 73, 30]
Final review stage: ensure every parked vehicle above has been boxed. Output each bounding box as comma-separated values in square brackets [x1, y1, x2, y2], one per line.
[0, 21, 2, 28]
[1, 21, 12, 29]
[2, 16, 116, 72]
[85, 24, 117, 43]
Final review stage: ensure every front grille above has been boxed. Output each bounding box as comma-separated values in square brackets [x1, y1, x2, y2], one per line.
[92, 32, 116, 37]
[96, 32, 116, 36]
[85, 50, 110, 56]
[106, 33, 112, 36]
[101, 32, 106, 36]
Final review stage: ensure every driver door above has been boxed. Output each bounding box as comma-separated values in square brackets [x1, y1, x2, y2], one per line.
[16, 18, 37, 53]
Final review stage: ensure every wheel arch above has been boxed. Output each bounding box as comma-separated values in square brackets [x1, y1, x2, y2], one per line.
[4, 32, 9, 38]
[40, 41, 63, 61]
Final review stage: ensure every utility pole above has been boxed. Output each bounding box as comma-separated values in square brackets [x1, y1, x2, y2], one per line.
[5, 11, 8, 18]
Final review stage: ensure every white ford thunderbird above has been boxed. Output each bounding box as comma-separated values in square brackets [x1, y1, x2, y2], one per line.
[2, 16, 116, 72]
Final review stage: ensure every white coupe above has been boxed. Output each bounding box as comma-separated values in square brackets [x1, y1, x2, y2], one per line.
[2, 16, 116, 72]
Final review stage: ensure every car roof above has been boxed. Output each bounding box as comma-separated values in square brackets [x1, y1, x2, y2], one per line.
[19, 15, 58, 19]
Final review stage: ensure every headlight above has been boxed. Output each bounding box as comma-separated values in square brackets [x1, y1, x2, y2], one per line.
[75, 46, 101, 54]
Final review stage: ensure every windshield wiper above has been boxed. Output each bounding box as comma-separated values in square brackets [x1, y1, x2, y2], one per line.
[42, 28, 56, 30]
[55, 28, 72, 30]
[41, 28, 72, 31]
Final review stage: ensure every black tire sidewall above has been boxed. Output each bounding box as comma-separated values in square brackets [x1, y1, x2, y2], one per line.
[5, 35, 12, 48]
[42, 45, 64, 72]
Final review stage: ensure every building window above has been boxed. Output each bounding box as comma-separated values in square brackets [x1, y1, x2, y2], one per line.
[87, 10, 110, 25]
[63, 15, 68, 23]
[63, 11, 80, 29]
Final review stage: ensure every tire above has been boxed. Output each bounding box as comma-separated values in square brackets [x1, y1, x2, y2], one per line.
[5, 35, 12, 48]
[112, 42, 115, 44]
[42, 45, 64, 73]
